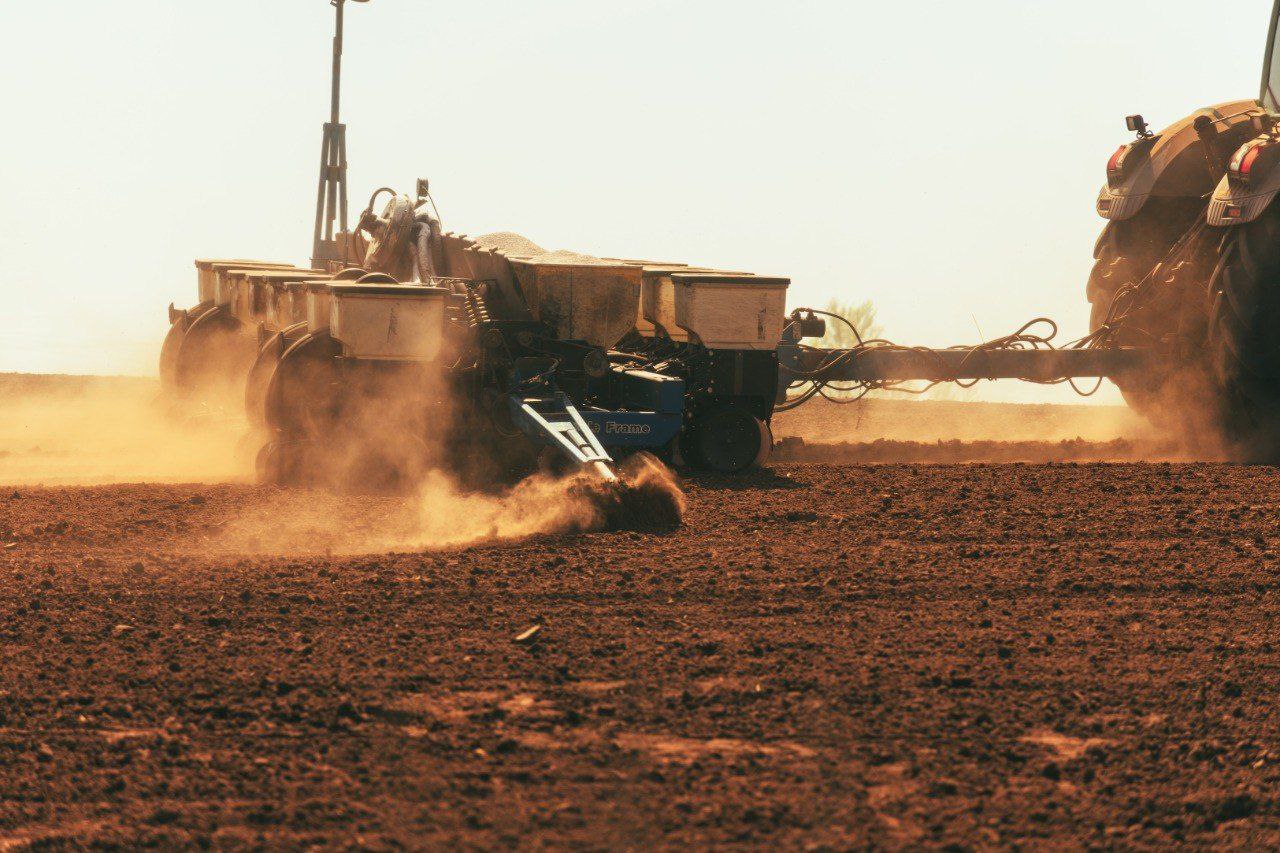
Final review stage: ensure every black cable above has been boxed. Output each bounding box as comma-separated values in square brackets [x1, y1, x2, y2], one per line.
[777, 314, 1112, 407]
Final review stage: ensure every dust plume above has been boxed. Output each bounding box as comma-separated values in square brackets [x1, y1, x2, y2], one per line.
[207, 459, 684, 555]
[769, 392, 1229, 463]
[1, 371, 684, 551]
[239, 351, 685, 551]
[0, 374, 251, 485]
[203, 472, 600, 554]
[772, 396, 1158, 446]
[403, 457, 682, 547]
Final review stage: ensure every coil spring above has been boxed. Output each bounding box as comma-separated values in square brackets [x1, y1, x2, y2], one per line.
[465, 287, 491, 329]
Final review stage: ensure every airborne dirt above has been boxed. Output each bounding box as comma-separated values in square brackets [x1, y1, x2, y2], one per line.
[0, 374, 683, 548]
[771, 397, 1202, 464]
[0, 374, 246, 486]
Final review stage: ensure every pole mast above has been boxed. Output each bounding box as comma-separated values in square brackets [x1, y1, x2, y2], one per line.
[311, 0, 359, 269]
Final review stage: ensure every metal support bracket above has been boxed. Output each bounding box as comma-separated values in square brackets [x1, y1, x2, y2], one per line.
[512, 394, 618, 481]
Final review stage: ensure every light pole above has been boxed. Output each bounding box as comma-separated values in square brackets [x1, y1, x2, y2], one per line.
[311, 0, 370, 269]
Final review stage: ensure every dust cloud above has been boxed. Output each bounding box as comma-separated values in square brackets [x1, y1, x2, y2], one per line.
[209, 461, 683, 555]
[15, 365, 1246, 550]
[0, 374, 251, 486]
[410, 469, 632, 546]
[769, 393, 1227, 463]
[772, 396, 1157, 445]
[2, 373, 683, 554]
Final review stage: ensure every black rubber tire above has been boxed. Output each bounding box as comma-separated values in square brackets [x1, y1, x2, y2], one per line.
[256, 440, 305, 487]
[1087, 220, 1161, 413]
[1087, 223, 1148, 329]
[1086, 199, 1203, 321]
[1209, 201, 1280, 458]
[685, 406, 772, 473]
[1086, 200, 1203, 415]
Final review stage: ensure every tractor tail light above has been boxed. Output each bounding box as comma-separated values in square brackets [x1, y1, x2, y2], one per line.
[1107, 145, 1128, 175]
[1230, 136, 1276, 183]
[1239, 146, 1263, 177]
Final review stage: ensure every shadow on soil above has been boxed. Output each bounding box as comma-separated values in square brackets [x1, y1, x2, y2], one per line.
[683, 468, 810, 492]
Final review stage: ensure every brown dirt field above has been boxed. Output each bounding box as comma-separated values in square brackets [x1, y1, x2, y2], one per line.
[4, 463, 1280, 848]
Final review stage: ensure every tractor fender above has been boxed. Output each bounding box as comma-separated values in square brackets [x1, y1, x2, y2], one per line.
[1207, 136, 1280, 225]
[1096, 99, 1263, 221]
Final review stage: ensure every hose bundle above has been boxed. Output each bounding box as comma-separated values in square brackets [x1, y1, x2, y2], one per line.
[777, 314, 1101, 411]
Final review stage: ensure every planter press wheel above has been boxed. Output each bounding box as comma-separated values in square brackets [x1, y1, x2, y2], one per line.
[687, 406, 772, 473]
[256, 440, 310, 488]
[253, 330, 344, 486]
[263, 331, 342, 436]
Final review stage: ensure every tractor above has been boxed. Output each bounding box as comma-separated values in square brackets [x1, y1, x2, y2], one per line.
[1087, 0, 1280, 456]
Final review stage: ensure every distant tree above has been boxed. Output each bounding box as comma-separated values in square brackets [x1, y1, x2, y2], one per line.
[820, 298, 882, 349]
[810, 298, 880, 401]
[813, 298, 971, 400]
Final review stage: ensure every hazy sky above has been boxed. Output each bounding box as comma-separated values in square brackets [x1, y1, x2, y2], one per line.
[1, 0, 1273, 403]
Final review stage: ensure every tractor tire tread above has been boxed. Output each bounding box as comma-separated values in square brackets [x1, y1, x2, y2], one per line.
[1209, 201, 1280, 446]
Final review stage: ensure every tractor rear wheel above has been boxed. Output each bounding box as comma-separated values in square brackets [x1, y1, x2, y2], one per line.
[1087, 199, 1204, 415]
[1208, 201, 1280, 458]
[1087, 223, 1145, 333]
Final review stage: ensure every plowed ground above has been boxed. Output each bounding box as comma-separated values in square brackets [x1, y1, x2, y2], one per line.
[3, 463, 1280, 848]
